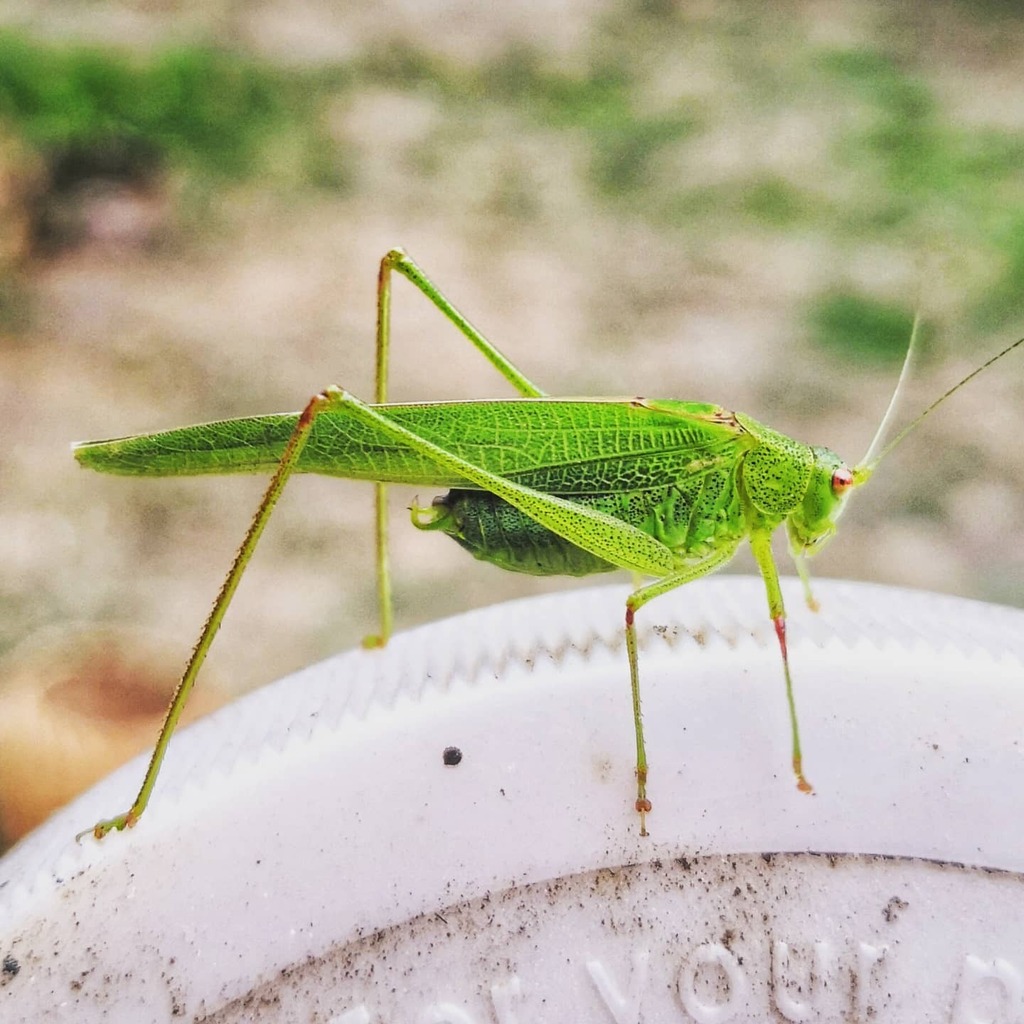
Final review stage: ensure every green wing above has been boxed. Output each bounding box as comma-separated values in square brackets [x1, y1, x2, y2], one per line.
[74, 397, 752, 494]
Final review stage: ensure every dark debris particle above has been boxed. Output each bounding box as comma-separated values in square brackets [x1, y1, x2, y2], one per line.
[442, 746, 463, 767]
[883, 895, 910, 923]
[2, 955, 20, 977]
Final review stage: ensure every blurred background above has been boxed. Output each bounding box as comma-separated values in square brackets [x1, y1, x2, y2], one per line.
[1, 0, 1023, 843]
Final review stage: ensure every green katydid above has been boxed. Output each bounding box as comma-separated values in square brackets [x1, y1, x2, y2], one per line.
[74, 248, 1023, 841]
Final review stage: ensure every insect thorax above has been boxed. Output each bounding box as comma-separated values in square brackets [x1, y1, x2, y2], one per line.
[734, 414, 816, 520]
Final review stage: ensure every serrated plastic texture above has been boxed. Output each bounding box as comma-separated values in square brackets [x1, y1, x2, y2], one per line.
[2, 576, 1024, 1023]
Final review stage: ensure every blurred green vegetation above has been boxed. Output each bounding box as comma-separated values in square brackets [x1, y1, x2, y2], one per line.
[807, 291, 925, 367]
[0, 32, 344, 186]
[1, 15, 1023, 360]
[478, 47, 700, 196]
[354, 28, 1024, 357]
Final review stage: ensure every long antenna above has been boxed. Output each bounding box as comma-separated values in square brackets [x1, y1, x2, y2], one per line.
[854, 334, 1024, 480]
[858, 312, 923, 470]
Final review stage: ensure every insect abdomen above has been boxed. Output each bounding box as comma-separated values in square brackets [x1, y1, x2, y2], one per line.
[419, 490, 619, 577]
[418, 464, 745, 578]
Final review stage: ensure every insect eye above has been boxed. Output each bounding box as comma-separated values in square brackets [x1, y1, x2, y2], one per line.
[831, 467, 854, 494]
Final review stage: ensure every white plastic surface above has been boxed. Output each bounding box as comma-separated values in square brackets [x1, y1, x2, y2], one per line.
[2, 576, 1024, 1023]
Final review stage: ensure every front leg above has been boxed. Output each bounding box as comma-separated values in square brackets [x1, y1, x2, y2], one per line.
[749, 528, 814, 795]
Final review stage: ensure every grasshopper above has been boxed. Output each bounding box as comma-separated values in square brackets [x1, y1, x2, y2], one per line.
[74, 249, 1023, 840]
